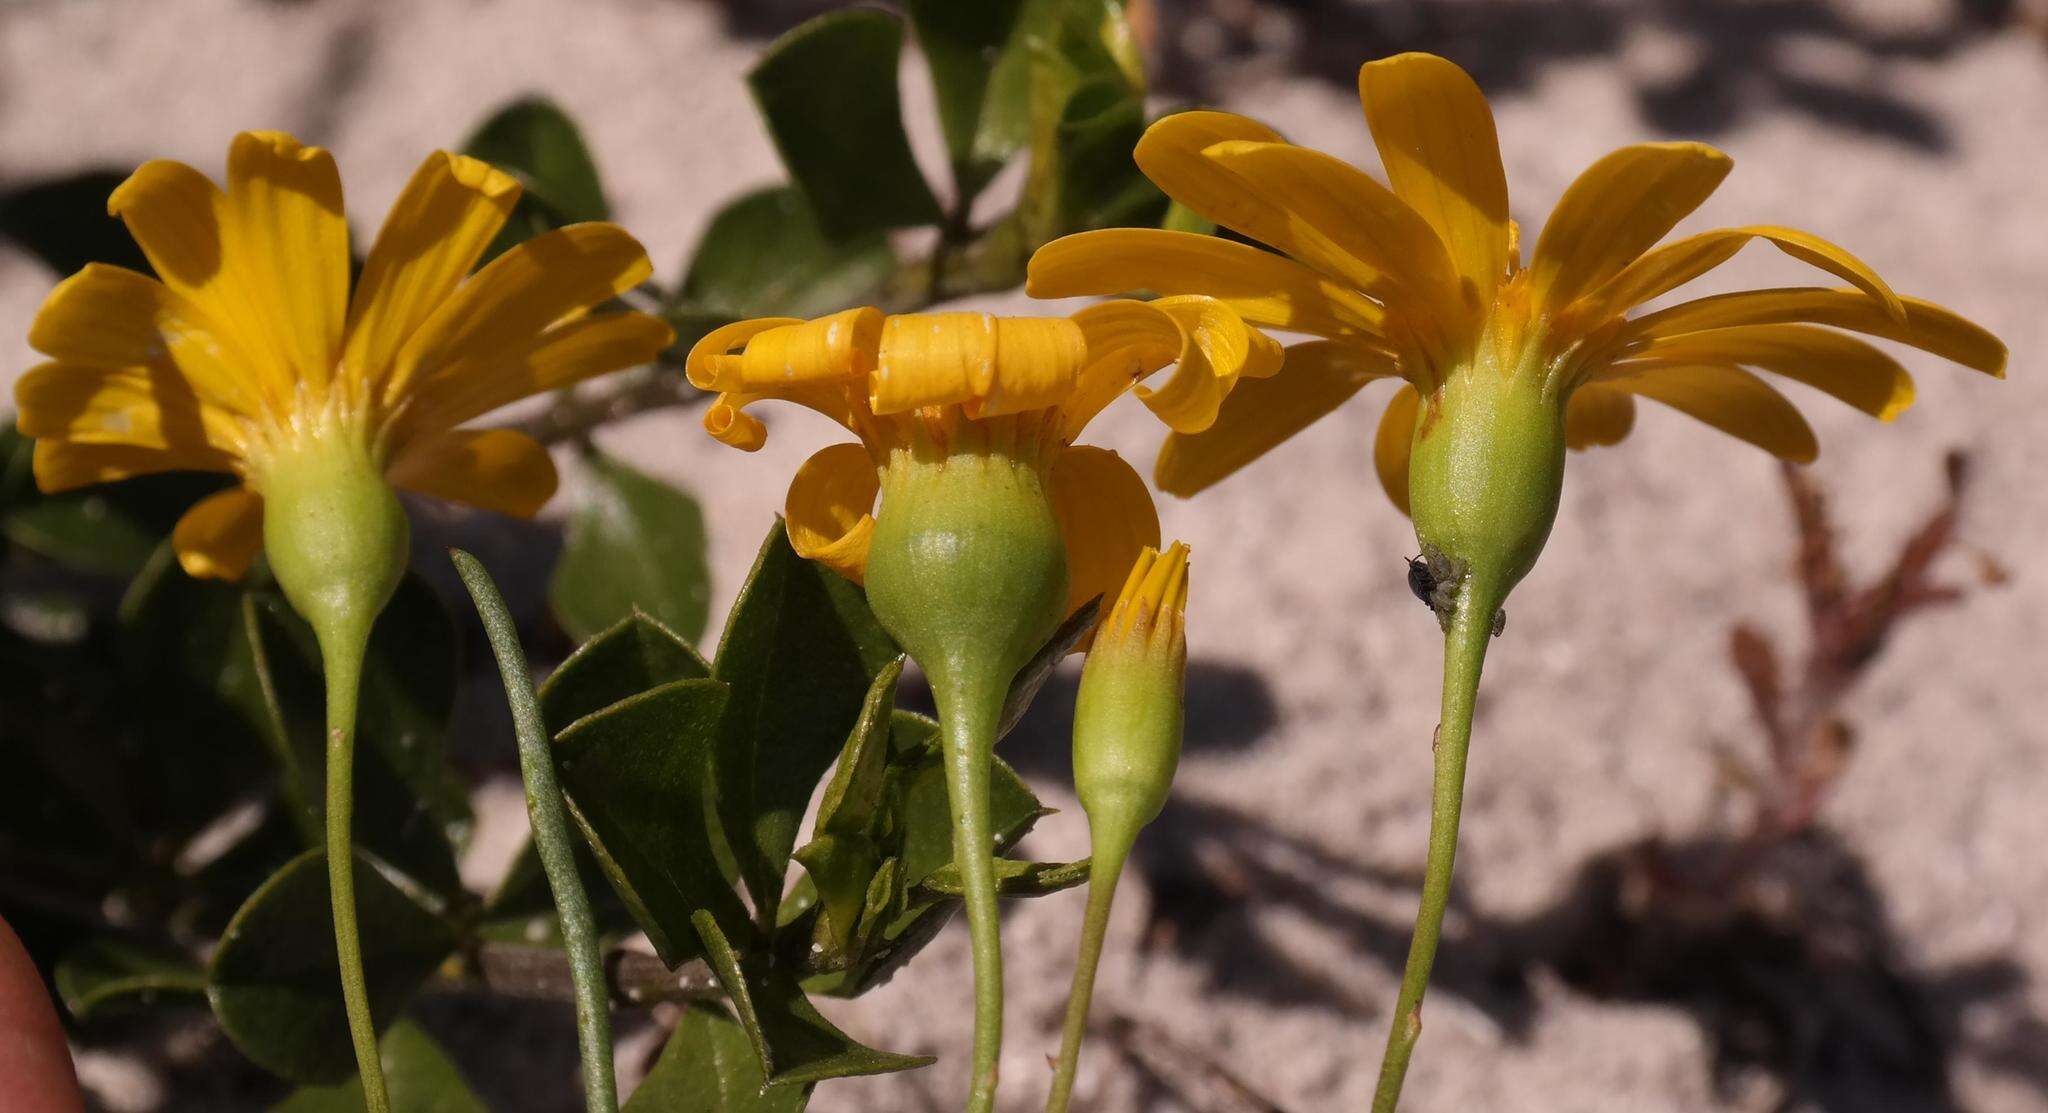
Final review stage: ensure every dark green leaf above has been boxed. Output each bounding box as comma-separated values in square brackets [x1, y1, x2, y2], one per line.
[1049, 76, 1164, 233]
[712, 521, 897, 924]
[539, 611, 711, 732]
[692, 912, 933, 1086]
[904, 0, 1029, 196]
[997, 593, 1098, 740]
[680, 186, 894, 319]
[748, 9, 942, 235]
[624, 1003, 809, 1113]
[791, 658, 904, 964]
[3, 491, 161, 575]
[920, 856, 1091, 898]
[271, 1020, 486, 1113]
[0, 170, 152, 275]
[1017, 0, 1156, 243]
[463, 97, 609, 242]
[553, 678, 750, 965]
[478, 835, 635, 946]
[894, 727, 1050, 891]
[551, 454, 712, 646]
[209, 849, 458, 1084]
[54, 940, 206, 1021]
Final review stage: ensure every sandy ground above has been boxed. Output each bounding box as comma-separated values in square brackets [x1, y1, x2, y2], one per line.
[3, 0, 2044, 1110]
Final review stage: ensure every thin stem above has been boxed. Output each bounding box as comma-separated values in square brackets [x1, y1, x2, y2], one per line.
[317, 625, 389, 1113]
[453, 550, 619, 1113]
[1045, 838, 1132, 1113]
[935, 675, 1005, 1113]
[1370, 577, 1501, 1113]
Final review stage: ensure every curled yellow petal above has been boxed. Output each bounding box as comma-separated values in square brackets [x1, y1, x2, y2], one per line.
[1134, 296, 1284, 434]
[1607, 363, 1818, 462]
[1154, 340, 1394, 496]
[1529, 142, 1732, 313]
[387, 427, 558, 518]
[703, 393, 769, 451]
[1562, 383, 1637, 451]
[1358, 53, 1511, 307]
[1373, 383, 1418, 514]
[1578, 227, 1906, 325]
[1628, 323, 1914, 420]
[685, 316, 804, 391]
[1051, 446, 1161, 637]
[785, 442, 880, 583]
[870, 312, 1087, 417]
[172, 486, 265, 580]
[696, 307, 881, 396]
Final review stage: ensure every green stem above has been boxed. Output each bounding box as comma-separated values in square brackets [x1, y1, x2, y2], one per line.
[935, 672, 1005, 1113]
[1045, 836, 1132, 1113]
[453, 550, 618, 1113]
[1370, 576, 1502, 1113]
[317, 623, 389, 1113]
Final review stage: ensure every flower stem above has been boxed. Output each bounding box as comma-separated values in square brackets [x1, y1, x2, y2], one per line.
[1370, 575, 1501, 1113]
[453, 550, 618, 1113]
[316, 621, 388, 1113]
[935, 672, 1006, 1113]
[1045, 837, 1131, 1113]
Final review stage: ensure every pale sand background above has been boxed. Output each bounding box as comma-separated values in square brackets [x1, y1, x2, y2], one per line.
[2, 1, 2043, 1110]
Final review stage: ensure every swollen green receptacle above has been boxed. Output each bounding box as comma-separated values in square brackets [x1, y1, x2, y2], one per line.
[260, 437, 410, 646]
[860, 445, 1068, 1113]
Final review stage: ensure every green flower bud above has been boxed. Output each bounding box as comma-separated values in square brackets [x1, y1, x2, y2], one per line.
[1073, 542, 1190, 843]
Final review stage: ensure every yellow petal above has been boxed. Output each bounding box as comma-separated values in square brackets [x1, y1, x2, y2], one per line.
[869, 313, 1088, 417]
[1608, 364, 1817, 462]
[685, 316, 806, 391]
[1372, 383, 1418, 515]
[1199, 138, 1464, 327]
[29, 264, 258, 414]
[1625, 288, 2004, 377]
[785, 442, 879, 583]
[1629, 323, 1913, 420]
[224, 132, 349, 394]
[1358, 53, 1511, 307]
[1153, 340, 1394, 496]
[172, 486, 265, 580]
[1062, 300, 1186, 438]
[1577, 226, 1906, 325]
[108, 157, 293, 406]
[1562, 382, 1637, 451]
[404, 311, 674, 433]
[347, 151, 521, 391]
[1028, 228, 1387, 339]
[1529, 142, 1731, 312]
[1134, 295, 1284, 434]
[390, 223, 654, 405]
[1050, 446, 1160, 629]
[32, 439, 229, 494]
[15, 361, 245, 455]
[703, 394, 768, 451]
[386, 427, 558, 518]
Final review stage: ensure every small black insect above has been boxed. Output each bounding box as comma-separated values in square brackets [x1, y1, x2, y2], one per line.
[1405, 554, 1438, 608]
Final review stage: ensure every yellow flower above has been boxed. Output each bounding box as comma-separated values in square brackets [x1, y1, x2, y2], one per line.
[686, 299, 1275, 622]
[16, 131, 673, 582]
[1027, 52, 2006, 516]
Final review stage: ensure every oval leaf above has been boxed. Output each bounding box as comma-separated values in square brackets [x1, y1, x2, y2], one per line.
[551, 454, 712, 646]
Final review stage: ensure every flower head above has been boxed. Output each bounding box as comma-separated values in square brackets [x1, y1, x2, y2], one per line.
[16, 131, 672, 593]
[1028, 53, 2004, 595]
[686, 299, 1274, 625]
[1074, 541, 1190, 837]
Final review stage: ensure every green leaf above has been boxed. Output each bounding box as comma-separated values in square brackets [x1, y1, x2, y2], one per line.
[54, 940, 206, 1021]
[997, 593, 1099, 740]
[463, 97, 609, 261]
[553, 678, 751, 966]
[271, 1020, 486, 1113]
[551, 454, 712, 646]
[208, 849, 458, 1084]
[539, 610, 711, 731]
[904, 0, 1029, 196]
[712, 521, 897, 924]
[791, 658, 904, 964]
[479, 835, 635, 946]
[748, 9, 942, 236]
[625, 1004, 809, 1113]
[692, 912, 933, 1087]
[1017, 0, 1158, 243]
[680, 186, 895, 320]
[920, 856, 1091, 898]
[3, 491, 161, 575]
[894, 725, 1050, 891]
[1048, 75, 1163, 233]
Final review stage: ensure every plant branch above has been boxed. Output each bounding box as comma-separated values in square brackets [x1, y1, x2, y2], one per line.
[443, 940, 721, 1008]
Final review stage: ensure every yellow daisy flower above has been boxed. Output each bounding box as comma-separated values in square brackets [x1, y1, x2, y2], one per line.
[686, 298, 1274, 623]
[688, 299, 1268, 1113]
[17, 130, 672, 583]
[1028, 52, 2005, 518]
